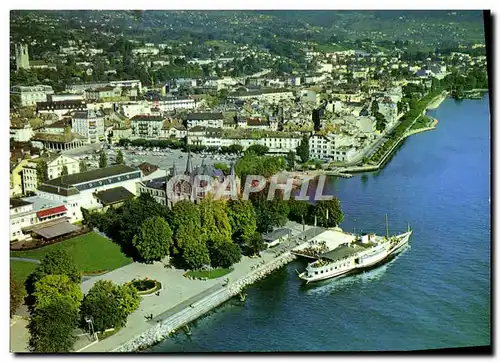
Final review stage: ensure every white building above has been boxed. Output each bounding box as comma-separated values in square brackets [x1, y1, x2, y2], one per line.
[10, 197, 70, 242]
[21, 154, 81, 195]
[309, 134, 360, 162]
[228, 89, 295, 104]
[159, 97, 196, 112]
[131, 115, 165, 138]
[11, 85, 54, 107]
[36, 165, 141, 222]
[187, 132, 301, 154]
[184, 113, 224, 129]
[49, 93, 84, 102]
[71, 110, 105, 144]
[10, 123, 34, 142]
[132, 47, 160, 56]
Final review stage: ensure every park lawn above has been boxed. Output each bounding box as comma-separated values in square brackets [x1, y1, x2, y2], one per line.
[10, 260, 37, 295]
[185, 267, 234, 280]
[11, 232, 132, 274]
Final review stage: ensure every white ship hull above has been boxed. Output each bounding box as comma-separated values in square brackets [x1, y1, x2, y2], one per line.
[299, 231, 412, 284]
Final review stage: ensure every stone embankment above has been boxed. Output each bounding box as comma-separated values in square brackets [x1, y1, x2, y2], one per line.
[112, 251, 297, 352]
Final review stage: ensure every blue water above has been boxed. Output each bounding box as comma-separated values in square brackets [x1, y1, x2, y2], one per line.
[149, 96, 491, 352]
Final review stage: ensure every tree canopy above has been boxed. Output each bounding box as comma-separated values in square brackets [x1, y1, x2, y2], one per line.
[80, 280, 140, 332]
[27, 250, 81, 295]
[29, 297, 79, 352]
[33, 274, 83, 312]
[132, 216, 173, 262]
[296, 135, 310, 163]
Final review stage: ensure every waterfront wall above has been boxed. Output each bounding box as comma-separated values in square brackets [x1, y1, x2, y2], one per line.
[112, 252, 297, 352]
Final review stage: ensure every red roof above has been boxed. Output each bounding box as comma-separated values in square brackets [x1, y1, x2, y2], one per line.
[37, 205, 68, 218]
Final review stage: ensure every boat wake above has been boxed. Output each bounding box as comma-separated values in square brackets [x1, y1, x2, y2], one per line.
[301, 245, 410, 296]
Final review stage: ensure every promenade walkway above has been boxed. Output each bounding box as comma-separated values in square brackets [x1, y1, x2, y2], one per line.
[82, 222, 319, 352]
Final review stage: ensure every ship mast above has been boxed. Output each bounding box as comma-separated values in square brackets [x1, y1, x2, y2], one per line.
[385, 214, 389, 238]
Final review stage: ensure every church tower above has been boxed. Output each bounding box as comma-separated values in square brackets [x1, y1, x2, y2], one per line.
[15, 43, 30, 71]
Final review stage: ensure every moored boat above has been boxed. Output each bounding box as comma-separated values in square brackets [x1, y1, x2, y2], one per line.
[297, 217, 412, 284]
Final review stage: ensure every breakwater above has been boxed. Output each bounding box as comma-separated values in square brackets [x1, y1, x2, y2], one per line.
[112, 251, 297, 352]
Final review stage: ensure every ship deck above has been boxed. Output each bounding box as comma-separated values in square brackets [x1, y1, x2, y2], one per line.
[320, 241, 372, 262]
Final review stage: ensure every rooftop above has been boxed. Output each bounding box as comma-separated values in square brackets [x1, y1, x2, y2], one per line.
[94, 186, 135, 206]
[10, 198, 32, 209]
[130, 115, 165, 122]
[263, 228, 291, 241]
[21, 196, 65, 213]
[185, 112, 223, 121]
[43, 165, 138, 188]
[137, 162, 159, 176]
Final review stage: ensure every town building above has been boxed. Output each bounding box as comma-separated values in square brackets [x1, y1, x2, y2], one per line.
[36, 100, 88, 119]
[15, 43, 30, 70]
[36, 165, 142, 222]
[84, 86, 122, 101]
[10, 123, 34, 142]
[48, 93, 84, 102]
[71, 110, 105, 144]
[31, 132, 87, 151]
[21, 154, 81, 195]
[184, 112, 224, 129]
[130, 115, 165, 138]
[228, 89, 295, 104]
[9, 196, 75, 242]
[11, 85, 54, 107]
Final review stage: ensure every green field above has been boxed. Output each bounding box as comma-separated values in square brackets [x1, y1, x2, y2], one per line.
[11, 232, 133, 274]
[185, 268, 233, 280]
[10, 261, 37, 295]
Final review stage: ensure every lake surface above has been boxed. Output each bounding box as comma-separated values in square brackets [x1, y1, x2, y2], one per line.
[149, 95, 491, 352]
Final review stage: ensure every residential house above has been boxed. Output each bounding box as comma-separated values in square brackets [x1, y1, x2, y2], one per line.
[131, 115, 165, 138]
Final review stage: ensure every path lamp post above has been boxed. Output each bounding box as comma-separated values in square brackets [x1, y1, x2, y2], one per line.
[84, 315, 97, 341]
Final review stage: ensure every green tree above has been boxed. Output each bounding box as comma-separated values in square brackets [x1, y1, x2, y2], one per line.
[253, 196, 290, 233]
[213, 162, 230, 174]
[115, 150, 124, 165]
[115, 283, 141, 318]
[374, 112, 387, 132]
[170, 201, 210, 269]
[182, 239, 211, 270]
[27, 250, 81, 295]
[227, 199, 257, 244]
[286, 151, 296, 171]
[80, 280, 125, 332]
[245, 144, 269, 156]
[371, 99, 379, 115]
[313, 198, 344, 227]
[10, 94, 21, 110]
[10, 275, 23, 317]
[29, 298, 79, 352]
[36, 160, 48, 186]
[61, 165, 69, 176]
[199, 198, 232, 247]
[132, 216, 173, 262]
[296, 135, 310, 163]
[79, 159, 88, 172]
[209, 240, 242, 268]
[98, 149, 108, 168]
[33, 274, 83, 312]
[246, 232, 267, 256]
[288, 199, 313, 224]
